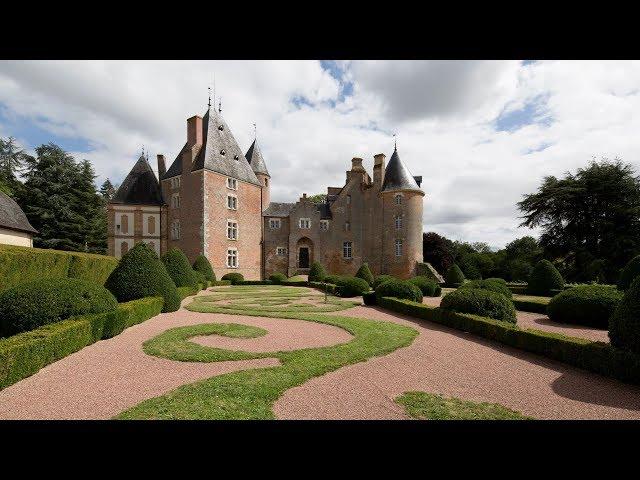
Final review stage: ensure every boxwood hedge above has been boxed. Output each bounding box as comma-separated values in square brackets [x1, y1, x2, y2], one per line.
[441, 288, 516, 324]
[373, 275, 397, 289]
[192, 255, 216, 282]
[162, 248, 200, 289]
[375, 279, 422, 303]
[355, 263, 375, 286]
[221, 272, 244, 284]
[547, 285, 622, 328]
[617, 255, 640, 291]
[460, 278, 512, 298]
[308, 261, 326, 282]
[528, 260, 564, 296]
[609, 277, 640, 355]
[408, 276, 441, 297]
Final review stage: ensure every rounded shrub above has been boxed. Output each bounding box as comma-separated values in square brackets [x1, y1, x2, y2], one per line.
[308, 261, 327, 282]
[617, 255, 640, 291]
[0, 278, 118, 336]
[363, 291, 377, 306]
[192, 255, 216, 282]
[609, 277, 640, 354]
[460, 278, 512, 298]
[547, 285, 622, 328]
[375, 279, 423, 303]
[221, 272, 244, 284]
[355, 263, 375, 286]
[162, 248, 199, 289]
[269, 273, 287, 284]
[105, 243, 180, 313]
[445, 264, 465, 286]
[333, 276, 371, 297]
[408, 276, 440, 297]
[441, 288, 517, 324]
[324, 274, 342, 285]
[373, 275, 396, 289]
[527, 260, 564, 296]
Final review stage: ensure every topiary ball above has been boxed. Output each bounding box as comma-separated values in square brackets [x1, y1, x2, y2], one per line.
[373, 275, 397, 289]
[527, 260, 564, 296]
[162, 248, 199, 289]
[617, 255, 640, 291]
[547, 285, 622, 328]
[221, 272, 244, 284]
[375, 279, 423, 303]
[192, 255, 216, 282]
[460, 278, 512, 298]
[269, 273, 287, 284]
[105, 243, 180, 313]
[0, 278, 118, 336]
[610, 277, 640, 354]
[333, 276, 371, 297]
[445, 264, 465, 286]
[308, 261, 327, 282]
[355, 263, 375, 286]
[408, 276, 439, 297]
[441, 288, 517, 323]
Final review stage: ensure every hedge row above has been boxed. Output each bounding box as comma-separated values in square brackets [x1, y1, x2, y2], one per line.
[237, 280, 274, 286]
[378, 297, 640, 386]
[0, 296, 163, 390]
[308, 281, 344, 296]
[210, 280, 231, 286]
[0, 244, 118, 292]
[512, 297, 549, 314]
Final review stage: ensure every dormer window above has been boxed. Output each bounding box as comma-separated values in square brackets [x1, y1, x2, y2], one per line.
[233, 154, 239, 160]
[395, 194, 403, 205]
[218, 125, 224, 131]
[227, 178, 237, 190]
[220, 149, 226, 156]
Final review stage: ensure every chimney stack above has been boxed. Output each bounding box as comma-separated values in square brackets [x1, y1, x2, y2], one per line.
[373, 153, 386, 187]
[157, 154, 166, 179]
[351, 157, 365, 171]
[187, 115, 203, 147]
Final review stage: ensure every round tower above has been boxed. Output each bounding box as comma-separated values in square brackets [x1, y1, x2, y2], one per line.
[379, 146, 424, 278]
[245, 138, 270, 210]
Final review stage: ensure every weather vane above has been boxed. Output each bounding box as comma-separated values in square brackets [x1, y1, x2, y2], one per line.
[253, 122, 257, 139]
[208, 86, 211, 108]
[393, 133, 397, 150]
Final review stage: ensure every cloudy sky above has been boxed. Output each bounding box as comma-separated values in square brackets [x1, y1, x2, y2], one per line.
[1, 60, 639, 249]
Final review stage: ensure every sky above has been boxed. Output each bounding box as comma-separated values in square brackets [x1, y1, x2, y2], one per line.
[1, 60, 639, 250]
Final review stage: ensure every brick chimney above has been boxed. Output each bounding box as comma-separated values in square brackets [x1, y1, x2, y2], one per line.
[157, 154, 166, 179]
[187, 115, 203, 147]
[373, 153, 386, 187]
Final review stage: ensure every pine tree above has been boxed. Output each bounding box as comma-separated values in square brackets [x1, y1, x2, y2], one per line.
[99, 179, 117, 201]
[0, 136, 28, 198]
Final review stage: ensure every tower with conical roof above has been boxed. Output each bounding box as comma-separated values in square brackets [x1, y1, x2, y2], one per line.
[245, 138, 270, 210]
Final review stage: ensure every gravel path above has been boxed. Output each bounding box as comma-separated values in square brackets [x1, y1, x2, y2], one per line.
[421, 296, 609, 342]
[274, 305, 640, 420]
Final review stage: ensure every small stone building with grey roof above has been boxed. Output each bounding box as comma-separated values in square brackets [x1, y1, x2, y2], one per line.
[0, 191, 38, 247]
[109, 105, 424, 280]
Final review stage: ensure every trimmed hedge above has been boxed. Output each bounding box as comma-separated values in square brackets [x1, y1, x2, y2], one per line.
[329, 276, 371, 297]
[269, 273, 287, 284]
[177, 285, 200, 300]
[324, 274, 342, 285]
[528, 260, 564, 295]
[408, 276, 441, 297]
[192, 255, 216, 282]
[221, 273, 245, 284]
[445, 264, 465, 286]
[308, 261, 326, 282]
[378, 296, 640, 386]
[237, 280, 274, 285]
[460, 278, 512, 299]
[281, 280, 310, 287]
[0, 278, 119, 337]
[375, 279, 422, 303]
[547, 285, 623, 328]
[609, 277, 640, 354]
[355, 263, 375, 286]
[210, 280, 232, 286]
[512, 297, 549, 314]
[0, 244, 118, 292]
[308, 281, 343, 296]
[0, 296, 163, 390]
[617, 255, 640, 291]
[441, 288, 516, 323]
[193, 271, 207, 290]
[162, 248, 199, 289]
[373, 275, 397, 289]
[363, 291, 377, 305]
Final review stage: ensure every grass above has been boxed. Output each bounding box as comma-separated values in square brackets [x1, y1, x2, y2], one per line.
[286, 275, 307, 283]
[396, 391, 532, 420]
[116, 285, 417, 419]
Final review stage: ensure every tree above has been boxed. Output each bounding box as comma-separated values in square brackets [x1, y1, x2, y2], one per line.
[307, 193, 327, 204]
[99, 179, 117, 201]
[422, 232, 454, 274]
[0, 136, 29, 197]
[518, 159, 640, 283]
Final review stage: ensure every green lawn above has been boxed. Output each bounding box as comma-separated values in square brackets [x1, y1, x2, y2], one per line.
[116, 286, 418, 419]
[396, 391, 532, 420]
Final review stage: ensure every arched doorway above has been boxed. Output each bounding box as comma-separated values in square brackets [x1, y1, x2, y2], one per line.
[296, 237, 313, 270]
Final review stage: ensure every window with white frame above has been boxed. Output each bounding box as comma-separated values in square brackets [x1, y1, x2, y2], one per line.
[320, 220, 329, 230]
[395, 215, 402, 229]
[226, 177, 237, 190]
[171, 220, 181, 240]
[395, 239, 403, 257]
[345, 221, 351, 231]
[227, 195, 237, 210]
[171, 193, 180, 209]
[276, 247, 287, 256]
[227, 220, 238, 240]
[299, 218, 311, 229]
[395, 194, 403, 205]
[170, 177, 181, 189]
[226, 248, 238, 268]
[343, 241, 352, 259]
[269, 218, 281, 229]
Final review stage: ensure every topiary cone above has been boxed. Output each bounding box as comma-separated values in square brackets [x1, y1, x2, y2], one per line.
[527, 259, 564, 296]
[445, 264, 465, 286]
[193, 255, 216, 282]
[609, 277, 640, 354]
[355, 263, 375, 286]
[162, 248, 199, 288]
[308, 261, 327, 282]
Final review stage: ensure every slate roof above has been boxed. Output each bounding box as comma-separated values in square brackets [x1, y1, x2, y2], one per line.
[112, 155, 164, 205]
[381, 147, 423, 193]
[245, 139, 270, 177]
[0, 191, 38, 234]
[262, 202, 295, 217]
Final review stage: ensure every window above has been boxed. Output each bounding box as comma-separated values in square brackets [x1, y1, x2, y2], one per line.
[121, 214, 129, 234]
[148, 216, 156, 235]
[395, 239, 403, 257]
[346, 194, 351, 204]
[395, 215, 402, 230]
[345, 221, 351, 231]
[276, 247, 287, 256]
[264, 178, 268, 187]
[320, 220, 329, 230]
[226, 177, 237, 190]
[343, 241, 352, 259]
[170, 177, 181, 189]
[171, 220, 181, 240]
[227, 195, 237, 210]
[227, 248, 238, 268]
[120, 241, 129, 255]
[227, 220, 238, 240]
[171, 193, 180, 209]
[395, 194, 403, 205]
[299, 218, 311, 229]
[269, 218, 281, 229]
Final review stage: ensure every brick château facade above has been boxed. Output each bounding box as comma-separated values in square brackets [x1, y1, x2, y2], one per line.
[108, 106, 425, 279]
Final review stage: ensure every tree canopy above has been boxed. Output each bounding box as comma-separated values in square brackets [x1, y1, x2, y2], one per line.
[0, 137, 28, 197]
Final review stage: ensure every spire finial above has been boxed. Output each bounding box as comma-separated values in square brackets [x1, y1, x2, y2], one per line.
[218, 98, 222, 113]
[142, 145, 145, 157]
[393, 133, 397, 151]
[208, 85, 211, 109]
[253, 122, 257, 139]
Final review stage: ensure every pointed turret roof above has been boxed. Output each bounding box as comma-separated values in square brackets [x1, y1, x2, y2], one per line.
[245, 139, 270, 177]
[0, 191, 38, 234]
[112, 154, 164, 205]
[381, 147, 423, 193]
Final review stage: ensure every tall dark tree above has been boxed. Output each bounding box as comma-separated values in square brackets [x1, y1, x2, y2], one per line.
[518, 159, 640, 282]
[0, 136, 29, 197]
[99, 179, 117, 201]
[422, 232, 454, 274]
